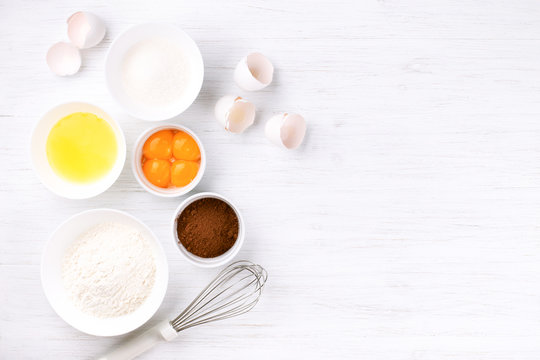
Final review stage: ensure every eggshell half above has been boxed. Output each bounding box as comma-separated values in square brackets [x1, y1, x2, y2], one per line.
[67, 11, 106, 49]
[265, 113, 306, 149]
[215, 95, 256, 133]
[234, 52, 274, 91]
[46, 42, 82, 76]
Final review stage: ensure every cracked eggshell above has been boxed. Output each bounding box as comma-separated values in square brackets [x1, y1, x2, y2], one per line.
[67, 11, 106, 49]
[214, 95, 256, 133]
[46, 42, 82, 76]
[265, 113, 306, 150]
[234, 52, 274, 91]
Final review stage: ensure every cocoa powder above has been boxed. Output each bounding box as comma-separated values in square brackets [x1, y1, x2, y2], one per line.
[176, 198, 239, 258]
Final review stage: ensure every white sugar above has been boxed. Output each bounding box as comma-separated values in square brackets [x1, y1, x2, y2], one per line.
[121, 37, 193, 107]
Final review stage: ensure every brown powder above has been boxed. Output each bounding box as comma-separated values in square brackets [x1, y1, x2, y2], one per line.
[176, 198, 239, 258]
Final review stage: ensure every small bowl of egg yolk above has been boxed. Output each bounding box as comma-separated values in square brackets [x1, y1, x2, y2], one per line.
[132, 124, 206, 197]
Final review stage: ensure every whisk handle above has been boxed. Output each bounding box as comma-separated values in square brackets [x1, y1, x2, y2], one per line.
[96, 321, 178, 360]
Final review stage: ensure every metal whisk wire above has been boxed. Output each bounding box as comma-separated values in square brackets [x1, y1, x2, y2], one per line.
[171, 260, 268, 332]
[97, 260, 268, 360]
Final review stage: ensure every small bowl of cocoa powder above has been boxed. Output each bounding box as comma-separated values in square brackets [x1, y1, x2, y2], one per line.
[171, 192, 245, 267]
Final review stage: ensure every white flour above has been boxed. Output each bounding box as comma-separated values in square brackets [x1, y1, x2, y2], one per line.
[62, 222, 156, 318]
[121, 36, 192, 107]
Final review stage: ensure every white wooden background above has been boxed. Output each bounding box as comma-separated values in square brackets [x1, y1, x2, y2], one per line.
[2, 0, 540, 359]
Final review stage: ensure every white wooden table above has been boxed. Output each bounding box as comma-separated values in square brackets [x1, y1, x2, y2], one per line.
[2, 1, 540, 358]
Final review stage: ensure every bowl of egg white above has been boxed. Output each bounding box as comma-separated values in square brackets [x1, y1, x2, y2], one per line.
[31, 102, 126, 199]
[105, 23, 205, 121]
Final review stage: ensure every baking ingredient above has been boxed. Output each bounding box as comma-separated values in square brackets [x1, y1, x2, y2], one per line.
[62, 222, 156, 318]
[173, 131, 201, 161]
[46, 42, 82, 76]
[67, 11, 106, 49]
[46, 112, 117, 183]
[171, 160, 199, 187]
[214, 95, 256, 133]
[143, 130, 173, 159]
[234, 52, 274, 91]
[141, 129, 200, 188]
[121, 37, 193, 107]
[265, 113, 306, 150]
[143, 159, 171, 188]
[176, 198, 239, 258]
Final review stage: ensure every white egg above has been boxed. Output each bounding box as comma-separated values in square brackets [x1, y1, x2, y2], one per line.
[265, 113, 306, 149]
[46, 42, 82, 76]
[234, 52, 274, 91]
[215, 95, 256, 133]
[67, 11, 106, 49]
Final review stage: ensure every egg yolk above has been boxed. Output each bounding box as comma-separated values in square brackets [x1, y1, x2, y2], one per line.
[141, 128, 202, 189]
[143, 130, 173, 159]
[143, 159, 171, 188]
[173, 131, 201, 161]
[171, 160, 199, 187]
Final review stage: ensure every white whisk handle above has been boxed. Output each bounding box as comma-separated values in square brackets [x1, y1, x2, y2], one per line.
[96, 321, 178, 360]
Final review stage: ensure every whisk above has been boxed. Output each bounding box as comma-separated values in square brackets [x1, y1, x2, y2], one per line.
[97, 260, 268, 360]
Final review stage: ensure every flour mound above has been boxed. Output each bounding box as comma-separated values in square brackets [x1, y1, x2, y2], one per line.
[62, 222, 156, 318]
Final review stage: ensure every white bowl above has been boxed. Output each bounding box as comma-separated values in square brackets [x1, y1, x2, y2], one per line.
[132, 124, 206, 197]
[41, 209, 169, 337]
[30, 102, 126, 199]
[171, 192, 245, 268]
[105, 23, 204, 121]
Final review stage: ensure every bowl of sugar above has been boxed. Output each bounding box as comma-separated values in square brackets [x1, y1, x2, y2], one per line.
[41, 209, 169, 336]
[105, 23, 204, 121]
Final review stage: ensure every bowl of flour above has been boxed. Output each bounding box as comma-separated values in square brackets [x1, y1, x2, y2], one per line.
[41, 209, 168, 336]
[105, 23, 204, 121]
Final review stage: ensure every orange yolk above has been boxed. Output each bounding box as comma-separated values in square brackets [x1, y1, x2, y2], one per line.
[143, 159, 171, 188]
[143, 130, 173, 160]
[173, 131, 201, 161]
[171, 160, 199, 187]
[141, 129, 201, 189]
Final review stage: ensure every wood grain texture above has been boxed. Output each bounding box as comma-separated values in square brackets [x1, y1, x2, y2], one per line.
[2, 0, 540, 358]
